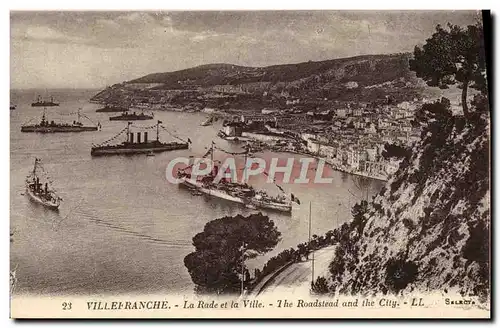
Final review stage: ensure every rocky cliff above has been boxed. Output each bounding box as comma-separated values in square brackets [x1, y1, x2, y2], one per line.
[328, 101, 490, 302]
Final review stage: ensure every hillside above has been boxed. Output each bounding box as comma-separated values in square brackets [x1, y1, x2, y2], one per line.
[91, 53, 422, 109]
[130, 54, 413, 87]
[327, 101, 490, 302]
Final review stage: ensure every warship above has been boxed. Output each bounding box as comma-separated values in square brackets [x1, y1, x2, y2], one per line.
[177, 142, 294, 213]
[96, 104, 130, 112]
[91, 120, 190, 156]
[25, 158, 61, 210]
[21, 108, 99, 133]
[109, 111, 153, 121]
[31, 95, 59, 107]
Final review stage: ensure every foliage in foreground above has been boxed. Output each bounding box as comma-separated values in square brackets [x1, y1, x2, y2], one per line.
[184, 212, 281, 294]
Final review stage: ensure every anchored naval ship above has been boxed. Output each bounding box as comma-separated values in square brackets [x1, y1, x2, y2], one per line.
[91, 120, 190, 156]
[21, 109, 99, 133]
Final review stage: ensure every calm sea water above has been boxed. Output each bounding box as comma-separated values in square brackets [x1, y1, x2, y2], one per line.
[10, 89, 383, 296]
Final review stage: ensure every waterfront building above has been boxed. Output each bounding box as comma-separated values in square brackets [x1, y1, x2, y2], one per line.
[346, 148, 365, 170]
[240, 113, 275, 124]
[224, 122, 244, 137]
[353, 108, 363, 117]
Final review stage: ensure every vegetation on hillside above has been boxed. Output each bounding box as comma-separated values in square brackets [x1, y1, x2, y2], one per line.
[325, 21, 490, 301]
[327, 96, 489, 300]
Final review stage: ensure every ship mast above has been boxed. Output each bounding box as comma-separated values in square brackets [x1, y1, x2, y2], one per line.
[156, 120, 160, 141]
[127, 122, 132, 142]
[211, 141, 214, 164]
[243, 151, 247, 183]
[41, 107, 47, 124]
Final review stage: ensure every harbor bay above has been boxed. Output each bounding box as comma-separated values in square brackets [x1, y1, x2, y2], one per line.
[10, 89, 383, 296]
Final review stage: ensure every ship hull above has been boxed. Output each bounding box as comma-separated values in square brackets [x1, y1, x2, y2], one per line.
[91, 143, 188, 156]
[109, 116, 153, 121]
[25, 186, 60, 210]
[219, 135, 247, 141]
[96, 107, 129, 112]
[217, 131, 248, 142]
[31, 103, 59, 107]
[21, 126, 98, 133]
[180, 179, 246, 204]
[179, 178, 292, 213]
[250, 199, 292, 213]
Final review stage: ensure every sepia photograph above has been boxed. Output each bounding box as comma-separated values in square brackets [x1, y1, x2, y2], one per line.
[9, 9, 491, 319]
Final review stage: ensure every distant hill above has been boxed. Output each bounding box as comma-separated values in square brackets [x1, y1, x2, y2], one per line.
[129, 53, 416, 89]
[92, 53, 423, 109]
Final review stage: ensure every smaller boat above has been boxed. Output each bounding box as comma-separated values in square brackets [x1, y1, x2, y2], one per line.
[31, 95, 59, 107]
[25, 158, 61, 210]
[146, 151, 155, 157]
[109, 111, 153, 121]
[217, 130, 248, 142]
[201, 116, 215, 126]
[10, 104, 16, 110]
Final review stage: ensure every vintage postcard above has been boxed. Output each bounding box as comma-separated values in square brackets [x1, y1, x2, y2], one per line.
[10, 10, 491, 319]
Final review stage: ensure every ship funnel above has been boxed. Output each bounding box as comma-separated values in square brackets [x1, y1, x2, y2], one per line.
[144, 132, 148, 143]
[129, 133, 134, 143]
[137, 132, 141, 143]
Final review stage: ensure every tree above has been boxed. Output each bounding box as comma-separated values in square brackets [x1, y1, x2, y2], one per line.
[297, 243, 308, 260]
[311, 276, 330, 294]
[415, 97, 453, 125]
[385, 258, 418, 293]
[351, 200, 369, 235]
[324, 230, 335, 244]
[382, 143, 411, 161]
[409, 22, 486, 118]
[184, 213, 281, 294]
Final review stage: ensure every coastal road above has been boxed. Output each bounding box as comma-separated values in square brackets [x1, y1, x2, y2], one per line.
[255, 245, 337, 296]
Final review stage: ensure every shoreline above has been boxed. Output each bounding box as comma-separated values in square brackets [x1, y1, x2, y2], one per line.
[262, 149, 389, 182]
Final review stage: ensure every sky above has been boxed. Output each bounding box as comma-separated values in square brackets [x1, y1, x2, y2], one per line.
[10, 10, 481, 89]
